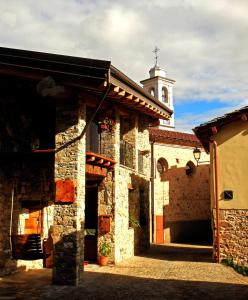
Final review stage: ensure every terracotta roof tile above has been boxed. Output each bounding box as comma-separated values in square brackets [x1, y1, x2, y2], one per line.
[149, 128, 201, 147]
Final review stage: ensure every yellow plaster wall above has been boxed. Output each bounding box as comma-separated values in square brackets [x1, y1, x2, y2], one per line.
[211, 119, 248, 209]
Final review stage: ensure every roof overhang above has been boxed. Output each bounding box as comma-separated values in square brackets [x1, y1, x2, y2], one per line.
[140, 76, 175, 85]
[193, 106, 248, 152]
[0, 47, 110, 90]
[0, 47, 172, 120]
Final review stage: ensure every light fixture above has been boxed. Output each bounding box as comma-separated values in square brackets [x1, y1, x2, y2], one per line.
[140, 150, 150, 155]
[193, 147, 201, 164]
[193, 147, 209, 166]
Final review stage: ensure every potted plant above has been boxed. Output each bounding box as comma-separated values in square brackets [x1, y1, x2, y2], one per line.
[98, 117, 116, 132]
[99, 241, 111, 266]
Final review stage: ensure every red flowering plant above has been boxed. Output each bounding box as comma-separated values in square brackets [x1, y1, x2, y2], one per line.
[98, 116, 116, 132]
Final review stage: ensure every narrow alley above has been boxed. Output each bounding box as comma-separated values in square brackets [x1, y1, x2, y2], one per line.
[1, 244, 247, 300]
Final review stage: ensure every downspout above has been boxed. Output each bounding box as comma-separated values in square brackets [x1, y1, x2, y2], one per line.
[150, 140, 155, 243]
[212, 140, 220, 263]
[55, 70, 111, 153]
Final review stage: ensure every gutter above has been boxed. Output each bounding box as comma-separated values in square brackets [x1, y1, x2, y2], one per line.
[55, 70, 111, 153]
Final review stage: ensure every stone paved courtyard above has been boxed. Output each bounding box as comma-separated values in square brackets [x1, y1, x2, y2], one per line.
[0, 243, 247, 300]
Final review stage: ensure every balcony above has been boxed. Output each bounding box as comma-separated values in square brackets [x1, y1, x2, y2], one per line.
[86, 152, 116, 178]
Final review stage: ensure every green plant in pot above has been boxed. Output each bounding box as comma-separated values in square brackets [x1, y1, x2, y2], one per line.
[99, 241, 111, 266]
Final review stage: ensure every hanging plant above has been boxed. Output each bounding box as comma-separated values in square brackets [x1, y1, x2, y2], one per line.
[98, 117, 116, 132]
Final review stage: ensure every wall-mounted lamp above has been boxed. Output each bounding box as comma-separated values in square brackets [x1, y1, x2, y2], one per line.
[193, 147, 209, 166]
[140, 150, 150, 156]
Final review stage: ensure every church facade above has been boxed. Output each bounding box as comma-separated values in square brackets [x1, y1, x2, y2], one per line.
[141, 63, 212, 245]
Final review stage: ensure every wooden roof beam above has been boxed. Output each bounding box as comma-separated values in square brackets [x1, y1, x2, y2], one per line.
[103, 161, 111, 167]
[125, 93, 134, 100]
[118, 89, 126, 97]
[241, 114, 247, 122]
[96, 158, 104, 165]
[87, 156, 95, 162]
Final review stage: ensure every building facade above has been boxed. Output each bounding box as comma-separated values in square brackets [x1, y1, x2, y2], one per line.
[141, 65, 175, 130]
[150, 129, 211, 245]
[0, 47, 171, 285]
[194, 107, 248, 267]
[140, 63, 211, 246]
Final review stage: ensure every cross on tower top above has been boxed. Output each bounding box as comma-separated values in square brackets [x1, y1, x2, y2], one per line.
[153, 46, 160, 66]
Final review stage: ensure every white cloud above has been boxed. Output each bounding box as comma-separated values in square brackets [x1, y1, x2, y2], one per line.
[0, 0, 248, 130]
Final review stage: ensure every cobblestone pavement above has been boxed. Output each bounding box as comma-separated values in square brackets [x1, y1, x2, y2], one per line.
[1, 244, 248, 300]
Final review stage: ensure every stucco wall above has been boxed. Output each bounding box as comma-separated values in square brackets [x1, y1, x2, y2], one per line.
[210, 120, 248, 210]
[153, 143, 211, 243]
[210, 119, 248, 267]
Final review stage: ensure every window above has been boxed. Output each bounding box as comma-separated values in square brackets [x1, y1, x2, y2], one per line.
[185, 161, 196, 176]
[161, 87, 168, 104]
[148, 87, 155, 97]
[157, 158, 168, 175]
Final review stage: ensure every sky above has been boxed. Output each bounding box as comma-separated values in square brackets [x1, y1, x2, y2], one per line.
[1, 0, 248, 132]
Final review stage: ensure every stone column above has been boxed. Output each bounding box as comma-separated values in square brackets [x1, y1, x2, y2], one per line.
[53, 98, 86, 285]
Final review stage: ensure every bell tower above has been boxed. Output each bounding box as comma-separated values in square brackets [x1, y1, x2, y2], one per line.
[140, 47, 175, 130]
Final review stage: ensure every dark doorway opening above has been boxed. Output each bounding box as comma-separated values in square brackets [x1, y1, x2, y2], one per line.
[84, 183, 98, 262]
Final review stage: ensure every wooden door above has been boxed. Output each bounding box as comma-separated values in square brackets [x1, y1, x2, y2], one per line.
[155, 215, 164, 244]
[24, 208, 43, 235]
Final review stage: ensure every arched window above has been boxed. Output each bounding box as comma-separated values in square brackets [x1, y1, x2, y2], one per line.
[162, 87, 168, 104]
[157, 158, 168, 175]
[185, 161, 196, 176]
[148, 87, 155, 97]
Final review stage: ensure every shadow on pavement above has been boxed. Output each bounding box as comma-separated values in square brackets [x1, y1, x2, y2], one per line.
[1, 267, 247, 300]
[43, 272, 248, 300]
[138, 243, 213, 263]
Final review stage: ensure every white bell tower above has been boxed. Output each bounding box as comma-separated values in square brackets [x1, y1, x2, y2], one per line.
[140, 47, 175, 131]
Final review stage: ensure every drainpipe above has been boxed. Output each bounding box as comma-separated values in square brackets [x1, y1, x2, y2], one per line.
[150, 140, 155, 243]
[55, 70, 111, 153]
[212, 140, 220, 263]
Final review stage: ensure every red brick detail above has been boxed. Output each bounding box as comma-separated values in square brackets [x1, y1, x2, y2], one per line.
[55, 179, 75, 203]
[155, 215, 164, 244]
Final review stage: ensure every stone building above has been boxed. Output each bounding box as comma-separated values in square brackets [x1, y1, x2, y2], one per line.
[149, 129, 211, 245]
[0, 47, 171, 285]
[141, 63, 211, 246]
[194, 107, 248, 267]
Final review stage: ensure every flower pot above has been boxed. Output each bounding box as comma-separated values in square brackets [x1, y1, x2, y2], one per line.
[100, 124, 108, 130]
[99, 256, 108, 266]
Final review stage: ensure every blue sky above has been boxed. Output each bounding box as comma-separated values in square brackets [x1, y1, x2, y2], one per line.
[1, 0, 248, 132]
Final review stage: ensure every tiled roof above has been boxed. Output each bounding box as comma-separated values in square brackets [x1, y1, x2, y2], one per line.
[194, 106, 248, 131]
[193, 105, 248, 152]
[149, 128, 201, 147]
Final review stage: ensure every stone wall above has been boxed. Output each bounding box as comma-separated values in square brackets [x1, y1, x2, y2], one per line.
[114, 112, 150, 263]
[53, 98, 86, 285]
[0, 157, 54, 275]
[215, 209, 248, 267]
[98, 170, 115, 263]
